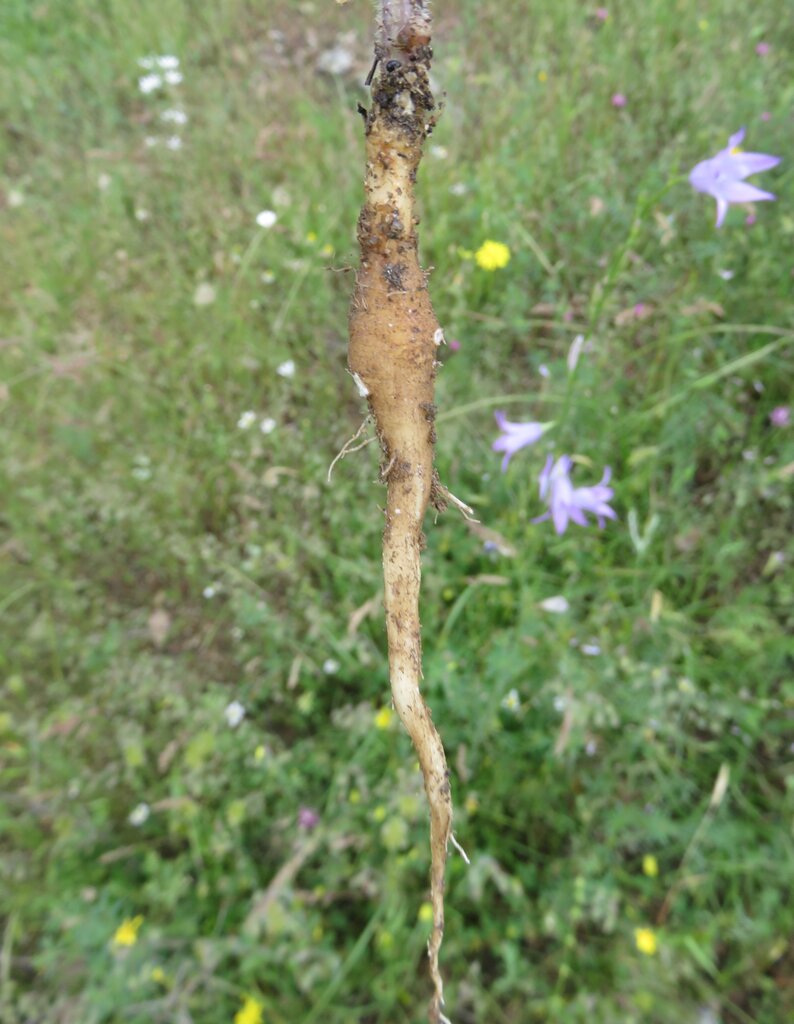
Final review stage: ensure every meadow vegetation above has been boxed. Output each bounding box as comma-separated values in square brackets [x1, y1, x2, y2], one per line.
[1, 1, 792, 1022]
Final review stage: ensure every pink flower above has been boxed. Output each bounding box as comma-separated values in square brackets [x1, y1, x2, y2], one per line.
[595, 7, 608, 20]
[755, 42, 770, 56]
[760, 111, 772, 122]
[448, 338, 461, 351]
[611, 93, 627, 108]
[298, 807, 320, 830]
[770, 406, 790, 427]
[745, 213, 757, 226]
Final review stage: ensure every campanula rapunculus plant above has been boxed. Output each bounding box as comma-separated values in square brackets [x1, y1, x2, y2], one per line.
[492, 411, 549, 472]
[535, 455, 617, 535]
[689, 128, 780, 227]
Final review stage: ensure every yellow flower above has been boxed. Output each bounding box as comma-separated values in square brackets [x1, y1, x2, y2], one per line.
[151, 966, 167, 984]
[537, 70, 548, 83]
[348, 788, 361, 804]
[634, 927, 658, 956]
[374, 707, 393, 730]
[474, 240, 511, 271]
[418, 902, 434, 924]
[698, 18, 708, 31]
[112, 915, 144, 948]
[306, 231, 318, 243]
[642, 854, 659, 878]
[372, 805, 387, 822]
[254, 744, 266, 762]
[464, 794, 480, 815]
[234, 995, 264, 1024]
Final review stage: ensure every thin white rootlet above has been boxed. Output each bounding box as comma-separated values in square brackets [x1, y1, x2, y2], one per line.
[352, 371, 370, 397]
[450, 832, 470, 864]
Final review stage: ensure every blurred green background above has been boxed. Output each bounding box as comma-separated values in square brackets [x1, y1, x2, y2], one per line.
[1, 1, 792, 1022]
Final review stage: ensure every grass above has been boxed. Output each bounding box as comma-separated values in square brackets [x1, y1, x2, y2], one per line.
[1, 0, 793, 1022]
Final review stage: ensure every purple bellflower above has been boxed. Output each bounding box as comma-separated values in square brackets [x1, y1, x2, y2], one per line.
[689, 128, 780, 228]
[535, 455, 617, 535]
[492, 411, 549, 472]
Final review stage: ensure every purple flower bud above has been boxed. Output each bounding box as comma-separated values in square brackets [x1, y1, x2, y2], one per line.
[770, 406, 790, 427]
[298, 807, 320, 830]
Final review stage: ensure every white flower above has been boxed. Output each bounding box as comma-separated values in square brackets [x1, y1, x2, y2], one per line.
[260, 417, 276, 434]
[553, 695, 567, 712]
[139, 73, 163, 94]
[135, 207, 150, 221]
[164, 69, 183, 85]
[323, 658, 340, 675]
[271, 185, 292, 207]
[276, 359, 295, 379]
[430, 145, 449, 160]
[539, 595, 569, 614]
[449, 182, 468, 196]
[128, 802, 151, 826]
[165, 135, 182, 150]
[144, 136, 159, 148]
[261, 270, 276, 285]
[97, 173, 112, 191]
[161, 108, 188, 125]
[224, 700, 246, 728]
[317, 44, 354, 76]
[131, 454, 152, 481]
[539, 363, 551, 378]
[567, 334, 585, 373]
[7, 188, 24, 208]
[237, 410, 256, 430]
[718, 269, 734, 281]
[193, 282, 216, 306]
[581, 643, 601, 656]
[202, 584, 218, 599]
[139, 55, 179, 70]
[255, 209, 277, 229]
[500, 688, 520, 712]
